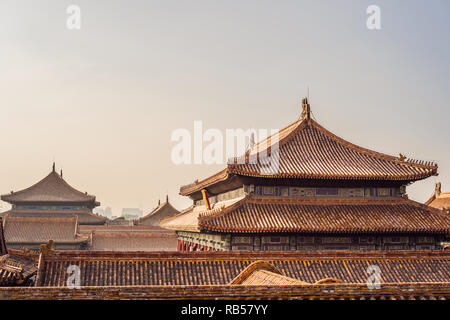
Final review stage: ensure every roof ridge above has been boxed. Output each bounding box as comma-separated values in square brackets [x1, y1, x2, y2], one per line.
[425, 194, 437, 206]
[246, 118, 304, 157]
[159, 205, 195, 225]
[227, 118, 306, 165]
[310, 119, 437, 169]
[230, 118, 437, 170]
[179, 169, 229, 195]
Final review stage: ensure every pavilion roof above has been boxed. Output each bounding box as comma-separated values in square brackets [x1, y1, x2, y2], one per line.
[163, 196, 450, 234]
[1, 166, 98, 205]
[180, 99, 437, 196]
[136, 197, 179, 226]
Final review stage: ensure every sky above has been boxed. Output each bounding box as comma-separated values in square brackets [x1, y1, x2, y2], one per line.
[0, 0, 449, 216]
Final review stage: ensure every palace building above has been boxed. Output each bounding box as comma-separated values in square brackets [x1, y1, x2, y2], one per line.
[162, 98, 450, 251]
[0, 164, 107, 225]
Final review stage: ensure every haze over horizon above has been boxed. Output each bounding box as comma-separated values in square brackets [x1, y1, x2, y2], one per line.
[1, 0, 449, 214]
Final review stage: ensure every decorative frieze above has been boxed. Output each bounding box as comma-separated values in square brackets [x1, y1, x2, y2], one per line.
[194, 185, 403, 206]
[250, 186, 401, 199]
[226, 234, 442, 251]
[176, 232, 443, 252]
[322, 237, 352, 244]
[195, 187, 244, 206]
[383, 237, 409, 244]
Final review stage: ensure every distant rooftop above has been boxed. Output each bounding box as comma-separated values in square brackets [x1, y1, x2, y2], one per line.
[1, 163, 99, 206]
[426, 182, 450, 212]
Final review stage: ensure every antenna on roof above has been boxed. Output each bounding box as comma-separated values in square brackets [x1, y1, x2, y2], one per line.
[60, 168, 63, 179]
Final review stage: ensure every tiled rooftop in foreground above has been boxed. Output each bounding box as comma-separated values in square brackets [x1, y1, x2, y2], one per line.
[35, 249, 450, 287]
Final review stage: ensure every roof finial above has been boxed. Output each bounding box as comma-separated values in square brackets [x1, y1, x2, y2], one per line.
[52, 162, 55, 172]
[301, 97, 311, 120]
[166, 193, 169, 203]
[435, 182, 441, 197]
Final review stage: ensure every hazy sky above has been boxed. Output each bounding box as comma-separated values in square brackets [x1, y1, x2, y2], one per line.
[0, 0, 449, 215]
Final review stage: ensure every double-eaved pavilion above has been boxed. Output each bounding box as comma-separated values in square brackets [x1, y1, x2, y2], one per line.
[162, 98, 450, 251]
[0, 164, 106, 225]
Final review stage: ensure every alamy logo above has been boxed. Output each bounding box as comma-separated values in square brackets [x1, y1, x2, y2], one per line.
[66, 265, 81, 289]
[66, 5, 81, 30]
[366, 264, 382, 290]
[366, 5, 381, 30]
[170, 121, 280, 174]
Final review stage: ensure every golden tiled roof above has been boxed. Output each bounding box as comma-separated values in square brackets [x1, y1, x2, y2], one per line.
[35, 250, 450, 287]
[180, 115, 437, 196]
[197, 196, 450, 233]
